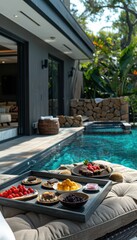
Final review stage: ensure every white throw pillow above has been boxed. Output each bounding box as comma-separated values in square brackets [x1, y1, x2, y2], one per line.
[40, 115, 53, 120]
[0, 212, 15, 240]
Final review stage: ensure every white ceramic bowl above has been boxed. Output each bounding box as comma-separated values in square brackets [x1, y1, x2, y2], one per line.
[53, 182, 82, 194]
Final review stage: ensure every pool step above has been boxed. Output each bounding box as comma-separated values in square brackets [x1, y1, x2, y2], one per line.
[84, 121, 131, 134]
[122, 122, 131, 133]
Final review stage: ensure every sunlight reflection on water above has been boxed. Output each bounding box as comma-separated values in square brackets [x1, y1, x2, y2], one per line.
[32, 129, 137, 171]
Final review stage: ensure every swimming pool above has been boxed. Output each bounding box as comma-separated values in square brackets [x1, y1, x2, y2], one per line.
[31, 128, 137, 171]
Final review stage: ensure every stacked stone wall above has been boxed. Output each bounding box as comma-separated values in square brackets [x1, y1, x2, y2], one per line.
[70, 97, 129, 122]
[58, 115, 83, 127]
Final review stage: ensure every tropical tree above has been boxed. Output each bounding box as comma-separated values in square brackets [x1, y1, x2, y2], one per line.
[80, 0, 137, 49]
[82, 37, 137, 98]
[70, 0, 137, 100]
[70, 3, 89, 32]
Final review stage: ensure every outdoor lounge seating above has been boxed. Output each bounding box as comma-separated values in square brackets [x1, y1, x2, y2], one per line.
[0, 101, 18, 123]
[0, 113, 11, 126]
[0, 161, 137, 240]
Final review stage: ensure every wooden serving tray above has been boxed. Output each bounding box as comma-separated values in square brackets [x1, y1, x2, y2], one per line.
[0, 171, 112, 222]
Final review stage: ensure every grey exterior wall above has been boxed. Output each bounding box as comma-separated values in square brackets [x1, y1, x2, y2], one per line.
[0, 14, 75, 135]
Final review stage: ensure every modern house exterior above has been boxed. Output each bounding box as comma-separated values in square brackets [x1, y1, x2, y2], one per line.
[0, 0, 94, 137]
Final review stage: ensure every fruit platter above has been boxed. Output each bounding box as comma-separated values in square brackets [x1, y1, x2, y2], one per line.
[72, 160, 113, 178]
[0, 171, 112, 222]
[0, 184, 38, 200]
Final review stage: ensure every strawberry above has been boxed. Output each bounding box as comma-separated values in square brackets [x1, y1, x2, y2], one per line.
[0, 184, 35, 199]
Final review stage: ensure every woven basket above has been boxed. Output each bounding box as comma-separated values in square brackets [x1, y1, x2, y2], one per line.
[38, 118, 60, 135]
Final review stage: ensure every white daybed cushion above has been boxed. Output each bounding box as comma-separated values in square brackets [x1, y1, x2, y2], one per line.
[0, 211, 15, 240]
[0, 161, 137, 240]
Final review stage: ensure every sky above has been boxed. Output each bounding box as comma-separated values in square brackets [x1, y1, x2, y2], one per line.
[70, 0, 113, 34]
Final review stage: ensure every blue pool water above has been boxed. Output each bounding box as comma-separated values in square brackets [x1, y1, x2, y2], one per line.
[32, 128, 137, 171]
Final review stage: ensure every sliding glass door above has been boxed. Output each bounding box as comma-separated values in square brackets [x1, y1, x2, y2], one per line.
[0, 32, 28, 136]
[48, 56, 64, 116]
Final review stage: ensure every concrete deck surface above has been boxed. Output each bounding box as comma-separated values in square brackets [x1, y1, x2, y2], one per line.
[0, 127, 84, 175]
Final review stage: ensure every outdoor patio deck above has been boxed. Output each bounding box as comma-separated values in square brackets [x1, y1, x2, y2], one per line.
[0, 127, 84, 176]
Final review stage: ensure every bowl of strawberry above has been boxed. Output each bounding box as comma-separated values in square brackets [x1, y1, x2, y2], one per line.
[0, 184, 38, 200]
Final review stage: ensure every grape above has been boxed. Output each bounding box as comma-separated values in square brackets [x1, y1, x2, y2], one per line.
[63, 194, 84, 203]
